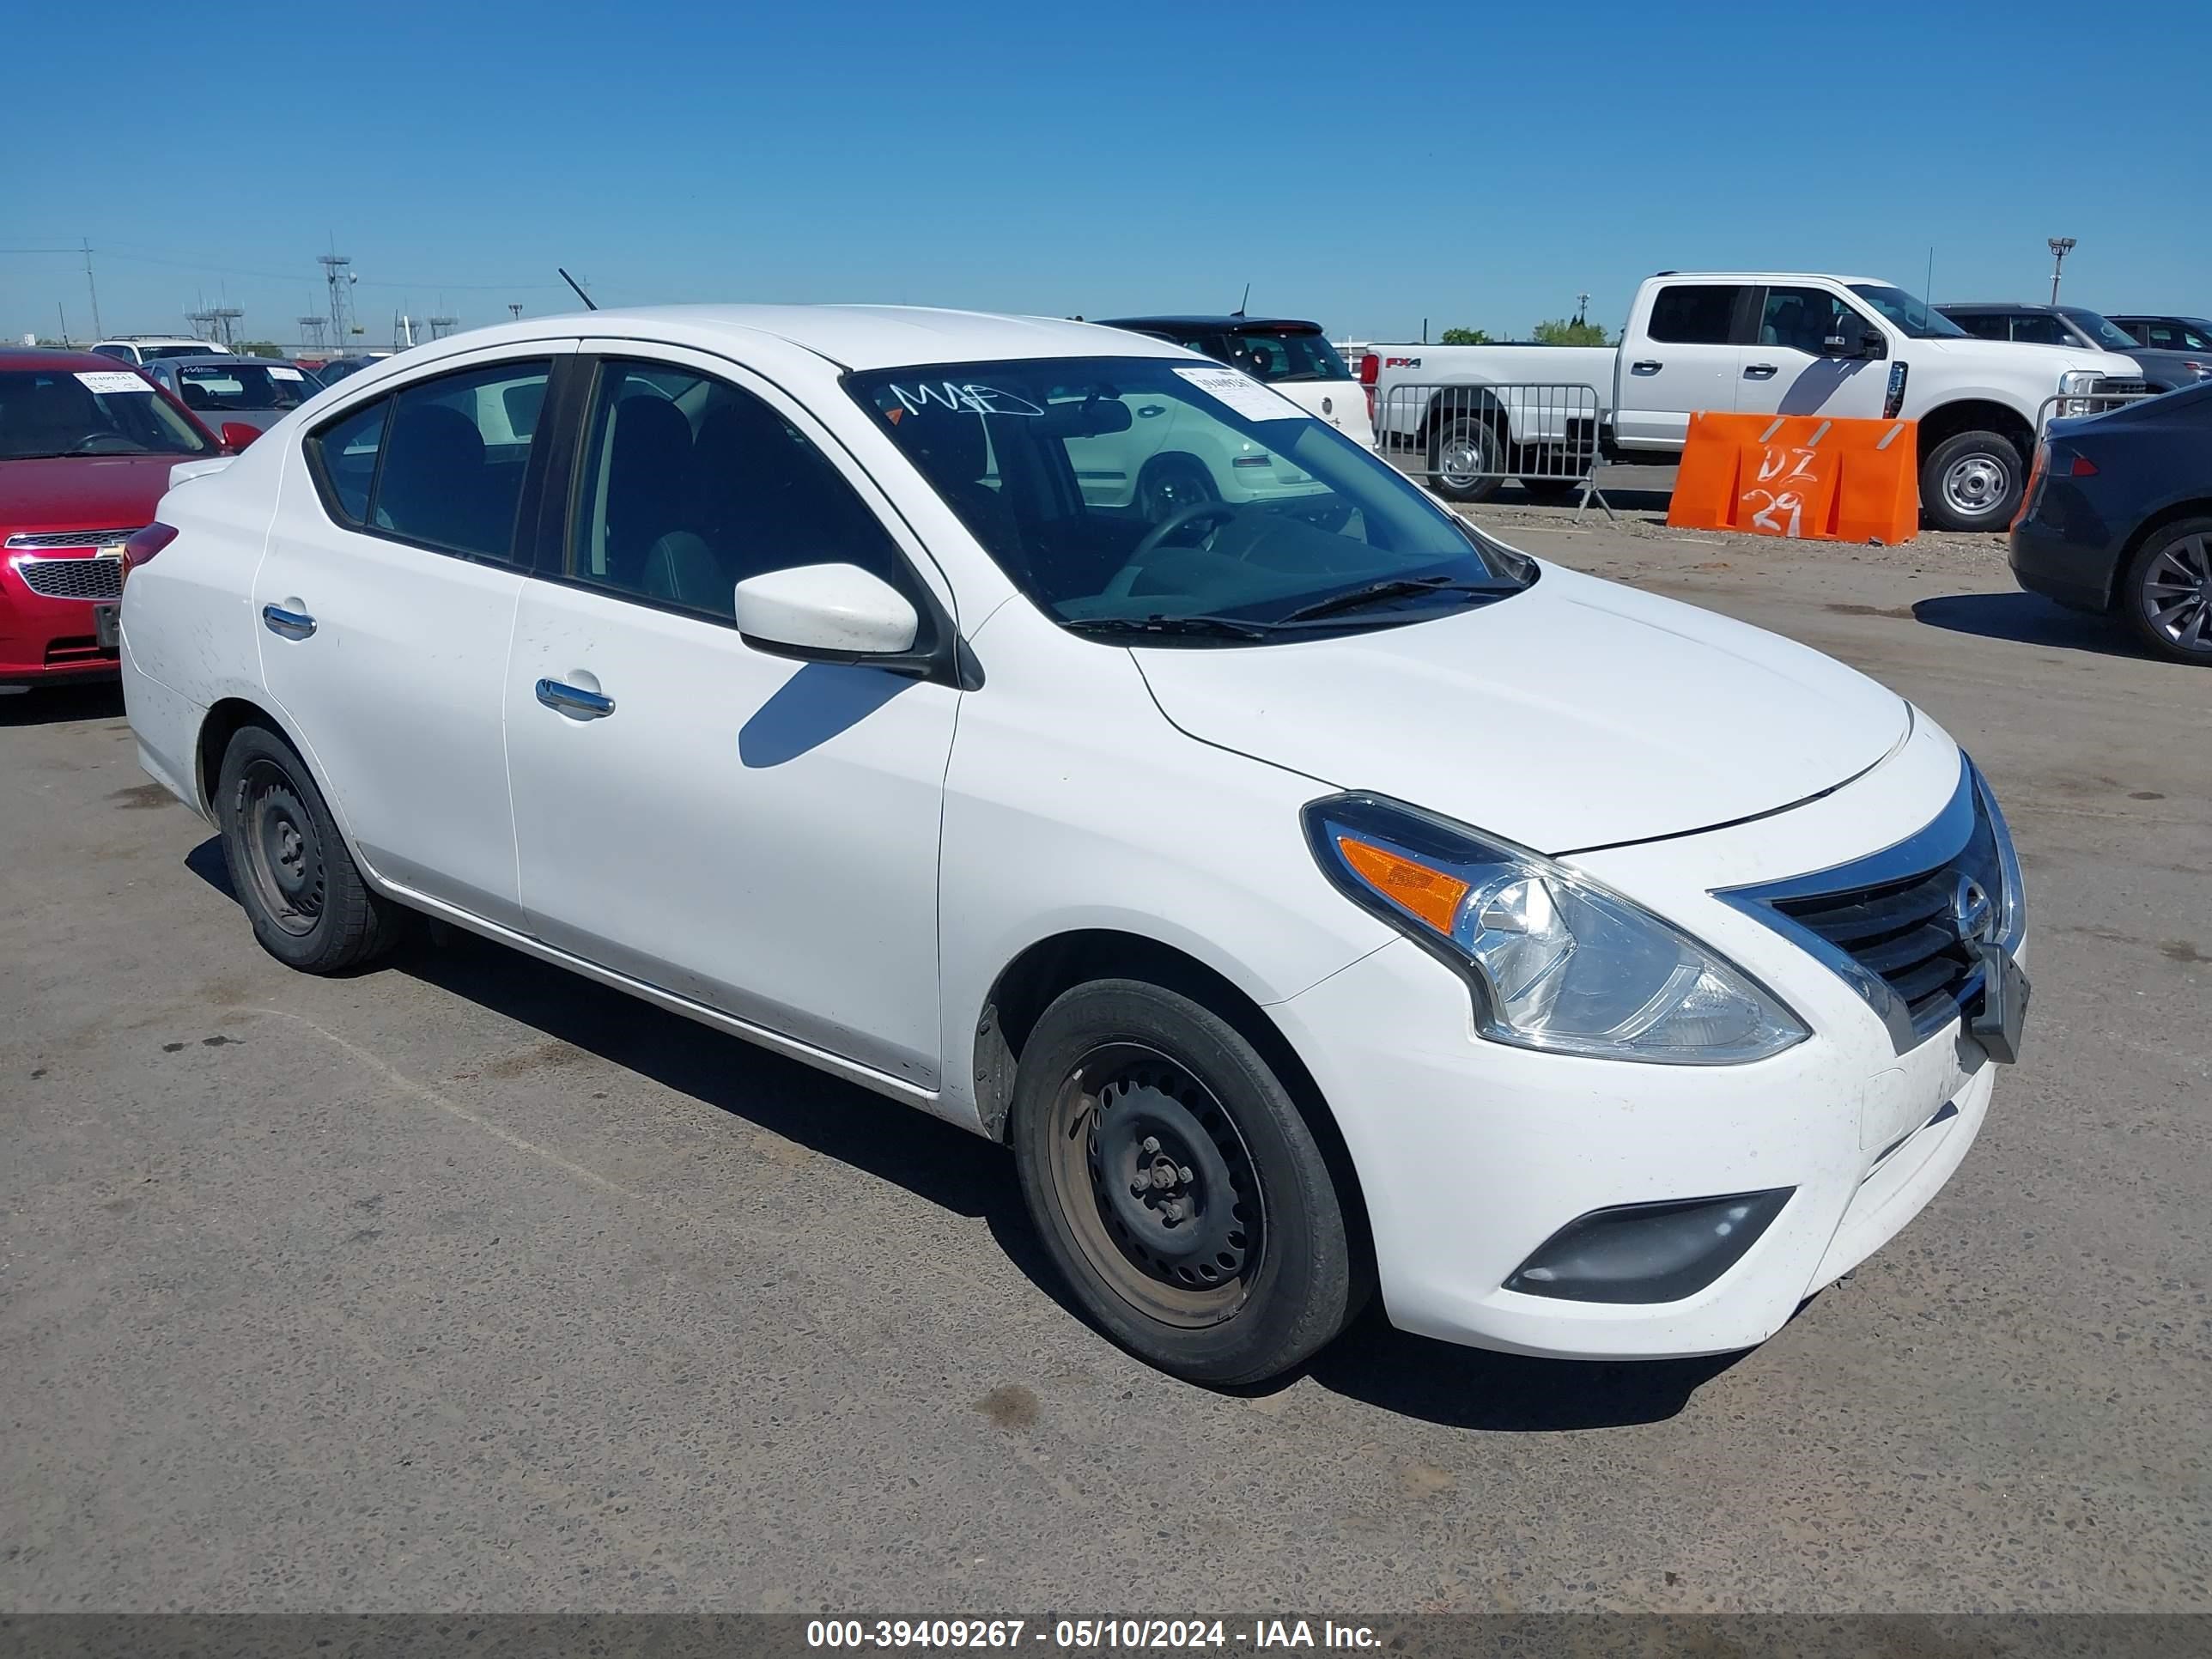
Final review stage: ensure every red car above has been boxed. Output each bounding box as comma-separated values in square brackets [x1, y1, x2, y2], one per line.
[1, 348, 240, 689]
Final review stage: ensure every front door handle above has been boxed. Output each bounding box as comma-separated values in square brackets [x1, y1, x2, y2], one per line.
[1743, 362, 1779, 379]
[536, 678, 616, 719]
[261, 603, 315, 639]
[1629, 360, 1662, 374]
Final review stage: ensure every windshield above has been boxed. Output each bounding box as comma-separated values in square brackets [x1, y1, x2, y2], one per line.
[2061, 309, 2145, 353]
[173, 361, 315, 412]
[1847, 285, 1966, 338]
[0, 367, 214, 460]
[849, 356, 1526, 643]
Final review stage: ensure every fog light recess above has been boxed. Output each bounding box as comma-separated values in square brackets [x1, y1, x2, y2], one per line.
[1505, 1188, 1794, 1304]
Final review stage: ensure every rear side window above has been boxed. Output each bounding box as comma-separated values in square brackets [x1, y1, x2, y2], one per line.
[91, 344, 136, 364]
[304, 357, 552, 560]
[2009, 314, 2071, 346]
[1950, 313, 2008, 342]
[1645, 285, 1746, 345]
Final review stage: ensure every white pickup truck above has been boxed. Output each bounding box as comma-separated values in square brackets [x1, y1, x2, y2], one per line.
[1365, 271, 2149, 531]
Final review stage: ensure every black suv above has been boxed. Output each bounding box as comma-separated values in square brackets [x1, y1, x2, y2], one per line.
[1938, 303, 2207, 392]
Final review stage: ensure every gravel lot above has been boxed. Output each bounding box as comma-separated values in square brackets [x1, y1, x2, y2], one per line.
[4, 513, 2207, 1614]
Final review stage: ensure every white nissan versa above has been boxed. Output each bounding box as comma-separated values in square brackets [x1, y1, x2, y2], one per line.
[118, 307, 2029, 1385]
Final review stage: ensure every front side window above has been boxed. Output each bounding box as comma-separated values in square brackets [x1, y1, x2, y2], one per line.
[1758, 288, 1875, 355]
[173, 361, 315, 413]
[1949, 313, 2010, 342]
[305, 358, 550, 559]
[2008, 313, 2072, 347]
[1848, 285, 1966, 338]
[567, 360, 912, 621]
[0, 367, 213, 460]
[848, 356, 1526, 644]
[1646, 285, 1745, 345]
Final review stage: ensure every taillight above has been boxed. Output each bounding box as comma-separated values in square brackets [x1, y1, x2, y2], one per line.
[1358, 353, 1379, 386]
[2068, 454, 2098, 477]
[121, 522, 177, 586]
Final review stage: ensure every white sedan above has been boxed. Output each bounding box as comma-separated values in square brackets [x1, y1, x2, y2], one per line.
[118, 306, 2029, 1384]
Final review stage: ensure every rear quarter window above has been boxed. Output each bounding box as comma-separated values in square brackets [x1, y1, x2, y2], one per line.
[1646, 285, 1745, 345]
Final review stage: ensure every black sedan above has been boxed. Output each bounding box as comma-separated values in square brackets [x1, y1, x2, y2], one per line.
[2010, 381, 2212, 664]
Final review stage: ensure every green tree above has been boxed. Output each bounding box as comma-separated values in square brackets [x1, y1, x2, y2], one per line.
[1437, 326, 1492, 345]
[235, 340, 285, 357]
[1532, 318, 1609, 346]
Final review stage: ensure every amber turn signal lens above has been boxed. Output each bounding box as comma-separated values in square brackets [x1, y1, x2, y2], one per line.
[1335, 836, 1468, 935]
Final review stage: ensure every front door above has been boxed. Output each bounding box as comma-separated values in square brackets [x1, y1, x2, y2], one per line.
[502, 348, 961, 1085]
[1735, 286, 1890, 423]
[254, 347, 570, 927]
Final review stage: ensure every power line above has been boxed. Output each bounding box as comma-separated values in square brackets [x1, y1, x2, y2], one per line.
[2, 243, 571, 293]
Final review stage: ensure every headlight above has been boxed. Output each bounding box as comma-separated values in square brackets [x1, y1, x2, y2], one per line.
[1304, 794, 1808, 1065]
[2057, 369, 2100, 396]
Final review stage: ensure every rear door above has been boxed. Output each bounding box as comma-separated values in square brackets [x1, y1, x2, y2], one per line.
[1613, 282, 1752, 449]
[254, 343, 577, 928]
[1733, 284, 1889, 422]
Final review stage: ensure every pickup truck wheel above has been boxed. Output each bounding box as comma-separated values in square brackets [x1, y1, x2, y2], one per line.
[1427, 417, 1504, 503]
[1923, 430, 2024, 532]
[216, 724, 404, 974]
[2121, 518, 2212, 665]
[1011, 979, 1358, 1386]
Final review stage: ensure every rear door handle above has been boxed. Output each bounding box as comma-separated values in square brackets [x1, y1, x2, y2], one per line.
[1629, 360, 1662, 374]
[536, 678, 615, 719]
[1743, 362, 1779, 379]
[261, 604, 315, 639]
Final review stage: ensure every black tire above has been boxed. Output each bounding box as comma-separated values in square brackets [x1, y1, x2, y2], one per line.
[1921, 428, 2026, 532]
[1518, 477, 1580, 503]
[1137, 454, 1217, 521]
[2118, 516, 2212, 665]
[1425, 416, 1504, 503]
[216, 723, 404, 973]
[1010, 980, 1359, 1385]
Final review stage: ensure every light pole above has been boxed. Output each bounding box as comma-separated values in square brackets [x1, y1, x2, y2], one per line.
[2047, 236, 2075, 305]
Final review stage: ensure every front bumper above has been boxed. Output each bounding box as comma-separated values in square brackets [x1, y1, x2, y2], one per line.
[1272, 710, 2016, 1359]
[1, 555, 124, 683]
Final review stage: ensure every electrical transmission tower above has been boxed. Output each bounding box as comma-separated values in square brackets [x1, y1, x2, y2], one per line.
[319, 252, 357, 349]
[427, 314, 459, 341]
[298, 316, 328, 354]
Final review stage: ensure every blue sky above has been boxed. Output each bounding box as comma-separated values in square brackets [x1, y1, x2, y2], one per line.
[6, 0, 2204, 349]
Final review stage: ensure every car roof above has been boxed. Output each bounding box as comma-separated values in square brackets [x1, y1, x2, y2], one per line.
[0, 346, 149, 374]
[1650, 272, 1891, 286]
[1939, 301, 2069, 313]
[337, 306, 1194, 374]
[1097, 316, 1328, 333]
[155, 354, 283, 369]
[2107, 313, 2212, 326]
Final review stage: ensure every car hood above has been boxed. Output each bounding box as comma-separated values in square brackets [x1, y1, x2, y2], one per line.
[0, 453, 189, 536]
[1915, 337, 2142, 378]
[1132, 562, 1911, 854]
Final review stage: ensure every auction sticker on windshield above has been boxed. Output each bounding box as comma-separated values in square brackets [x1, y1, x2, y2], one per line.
[269, 367, 305, 380]
[75, 371, 154, 394]
[1172, 366, 1310, 422]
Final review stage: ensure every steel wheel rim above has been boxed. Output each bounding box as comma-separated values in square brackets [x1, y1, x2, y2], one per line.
[2141, 532, 2212, 653]
[1438, 433, 1488, 489]
[1942, 452, 2011, 518]
[1043, 1041, 1265, 1329]
[236, 758, 324, 937]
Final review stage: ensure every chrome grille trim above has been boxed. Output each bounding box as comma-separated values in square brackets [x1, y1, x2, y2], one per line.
[1717, 757, 2024, 1055]
[6, 528, 142, 550]
[12, 555, 125, 600]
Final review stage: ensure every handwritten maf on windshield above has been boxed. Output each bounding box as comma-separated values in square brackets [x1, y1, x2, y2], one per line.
[886, 382, 1045, 419]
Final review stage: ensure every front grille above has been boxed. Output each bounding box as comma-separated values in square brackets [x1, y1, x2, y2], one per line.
[5, 527, 141, 550]
[1772, 860, 1987, 1033]
[1722, 758, 2020, 1051]
[2090, 376, 2152, 397]
[14, 555, 125, 600]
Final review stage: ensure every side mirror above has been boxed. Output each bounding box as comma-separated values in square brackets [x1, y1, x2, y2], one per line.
[735, 562, 920, 664]
[1820, 330, 1887, 362]
[219, 422, 262, 449]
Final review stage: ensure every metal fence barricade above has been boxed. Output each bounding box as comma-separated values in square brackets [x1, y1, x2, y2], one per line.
[1371, 381, 1612, 515]
[2035, 388, 2158, 435]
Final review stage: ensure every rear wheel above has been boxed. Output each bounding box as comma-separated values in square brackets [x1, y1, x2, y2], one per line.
[1922, 429, 2025, 532]
[2120, 518, 2212, 665]
[1011, 980, 1359, 1385]
[1425, 416, 1504, 503]
[216, 724, 404, 973]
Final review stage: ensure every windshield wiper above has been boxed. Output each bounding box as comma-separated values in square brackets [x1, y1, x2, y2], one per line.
[1063, 614, 1282, 641]
[1276, 576, 1506, 625]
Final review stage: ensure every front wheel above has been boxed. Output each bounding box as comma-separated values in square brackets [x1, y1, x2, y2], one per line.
[1425, 417, 1504, 504]
[1011, 980, 1361, 1385]
[216, 723, 404, 973]
[2121, 517, 2212, 665]
[1922, 429, 2025, 532]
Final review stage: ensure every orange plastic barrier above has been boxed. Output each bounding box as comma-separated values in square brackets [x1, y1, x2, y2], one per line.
[1667, 412, 1919, 544]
